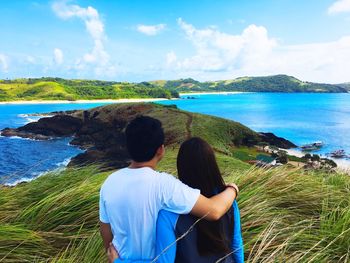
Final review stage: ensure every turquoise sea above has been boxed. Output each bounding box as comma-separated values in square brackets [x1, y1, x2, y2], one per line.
[1, 93, 350, 185]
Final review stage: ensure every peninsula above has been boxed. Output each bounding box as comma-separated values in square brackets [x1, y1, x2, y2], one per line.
[1, 103, 296, 168]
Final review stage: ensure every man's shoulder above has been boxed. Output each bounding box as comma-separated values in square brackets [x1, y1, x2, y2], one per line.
[155, 171, 179, 183]
[101, 168, 128, 189]
[101, 168, 177, 191]
[106, 168, 127, 179]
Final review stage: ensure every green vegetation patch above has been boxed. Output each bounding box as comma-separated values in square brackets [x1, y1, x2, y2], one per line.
[191, 113, 259, 154]
[0, 78, 178, 101]
[149, 75, 347, 93]
[231, 147, 267, 162]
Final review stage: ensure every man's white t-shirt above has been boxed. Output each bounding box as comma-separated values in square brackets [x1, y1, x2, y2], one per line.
[99, 167, 200, 261]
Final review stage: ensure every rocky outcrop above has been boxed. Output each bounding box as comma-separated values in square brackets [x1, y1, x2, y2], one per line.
[0, 104, 167, 169]
[1, 103, 297, 169]
[259, 132, 297, 149]
[2, 115, 82, 140]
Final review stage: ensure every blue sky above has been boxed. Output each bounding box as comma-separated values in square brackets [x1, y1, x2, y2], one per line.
[1, 0, 350, 83]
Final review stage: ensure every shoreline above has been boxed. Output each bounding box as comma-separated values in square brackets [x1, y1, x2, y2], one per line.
[0, 98, 170, 105]
[285, 148, 350, 173]
[0, 92, 247, 104]
[180, 91, 247, 96]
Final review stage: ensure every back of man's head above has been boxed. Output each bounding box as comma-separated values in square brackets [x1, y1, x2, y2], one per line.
[125, 116, 165, 162]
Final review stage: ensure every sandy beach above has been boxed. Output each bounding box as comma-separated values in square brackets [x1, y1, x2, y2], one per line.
[0, 98, 170, 105]
[0, 92, 246, 104]
[179, 91, 247, 96]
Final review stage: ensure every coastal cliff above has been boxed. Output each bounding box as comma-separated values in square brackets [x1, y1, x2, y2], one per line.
[1, 103, 296, 169]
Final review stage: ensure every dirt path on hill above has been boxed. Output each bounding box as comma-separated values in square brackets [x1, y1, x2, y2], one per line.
[183, 112, 193, 139]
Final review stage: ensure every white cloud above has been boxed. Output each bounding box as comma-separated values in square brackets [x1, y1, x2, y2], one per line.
[0, 54, 8, 72]
[26, 56, 36, 64]
[328, 0, 350, 14]
[137, 24, 166, 36]
[53, 48, 64, 65]
[173, 18, 277, 73]
[166, 51, 177, 66]
[52, 0, 116, 77]
[167, 19, 350, 83]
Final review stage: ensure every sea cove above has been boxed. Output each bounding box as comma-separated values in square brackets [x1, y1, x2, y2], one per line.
[0, 92, 350, 184]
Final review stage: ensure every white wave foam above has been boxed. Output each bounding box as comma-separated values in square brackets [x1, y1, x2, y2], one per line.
[26, 117, 38, 123]
[3, 165, 68, 187]
[5, 134, 53, 141]
[55, 158, 72, 167]
[17, 113, 52, 124]
[8, 136, 31, 140]
[3, 169, 50, 186]
[3, 173, 44, 187]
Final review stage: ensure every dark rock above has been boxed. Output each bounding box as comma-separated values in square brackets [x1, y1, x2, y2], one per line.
[68, 149, 130, 169]
[259, 132, 297, 149]
[1, 128, 53, 140]
[16, 115, 83, 137]
[24, 110, 78, 117]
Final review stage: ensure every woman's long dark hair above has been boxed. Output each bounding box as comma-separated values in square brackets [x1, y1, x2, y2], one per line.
[177, 137, 234, 256]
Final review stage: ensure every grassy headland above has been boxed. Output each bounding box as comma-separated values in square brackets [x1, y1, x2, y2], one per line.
[0, 104, 349, 262]
[150, 74, 347, 93]
[0, 78, 179, 102]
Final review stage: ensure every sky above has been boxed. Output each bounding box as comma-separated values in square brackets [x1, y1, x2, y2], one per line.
[1, 0, 350, 83]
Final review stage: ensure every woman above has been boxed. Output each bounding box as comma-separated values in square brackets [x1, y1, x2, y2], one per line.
[154, 137, 244, 263]
[111, 137, 243, 263]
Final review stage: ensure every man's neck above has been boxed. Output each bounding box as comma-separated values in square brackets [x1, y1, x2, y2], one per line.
[129, 160, 157, 170]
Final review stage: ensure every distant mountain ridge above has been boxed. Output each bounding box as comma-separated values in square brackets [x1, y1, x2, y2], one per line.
[0, 75, 347, 102]
[150, 75, 348, 93]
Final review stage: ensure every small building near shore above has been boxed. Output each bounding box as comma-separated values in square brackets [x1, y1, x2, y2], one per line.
[256, 154, 277, 167]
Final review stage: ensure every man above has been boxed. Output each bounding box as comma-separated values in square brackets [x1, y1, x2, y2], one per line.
[100, 116, 238, 261]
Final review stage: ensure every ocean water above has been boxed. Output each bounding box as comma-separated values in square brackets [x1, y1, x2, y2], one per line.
[0, 103, 113, 185]
[159, 93, 350, 156]
[0, 93, 350, 184]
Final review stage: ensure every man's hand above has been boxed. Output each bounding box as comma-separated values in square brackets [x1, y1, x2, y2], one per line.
[107, 242, 119, 263]
[190, 184, 238, 221]
[226, 183, 239, 196]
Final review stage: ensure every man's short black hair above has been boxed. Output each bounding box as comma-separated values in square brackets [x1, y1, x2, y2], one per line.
[125, 116, 165, 162]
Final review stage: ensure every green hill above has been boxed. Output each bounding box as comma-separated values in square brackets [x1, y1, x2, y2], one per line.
[150, 75, 348, 93]
[0, 104, 349, 262]
[0, 78, 179, 101]
[0, 75, 347, 102]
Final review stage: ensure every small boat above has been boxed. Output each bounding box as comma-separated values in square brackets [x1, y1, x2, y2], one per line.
[329, 149, 347, 158]
[300, 141, 324, 151]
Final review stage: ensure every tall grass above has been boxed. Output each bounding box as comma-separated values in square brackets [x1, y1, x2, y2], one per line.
[229, 167, 350, 262]
[0, 151, 349, 262]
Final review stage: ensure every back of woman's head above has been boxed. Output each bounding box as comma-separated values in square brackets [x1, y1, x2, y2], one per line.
[177, 137, 226, 197]
[177, 137, 233, 256]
